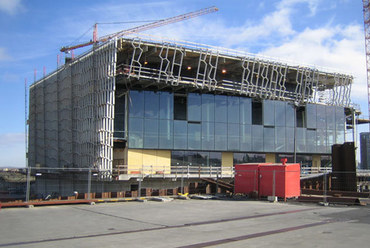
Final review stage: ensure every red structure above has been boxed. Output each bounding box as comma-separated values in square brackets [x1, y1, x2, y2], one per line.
[234, 162, 300, 199]
[235, 163, 270, 195]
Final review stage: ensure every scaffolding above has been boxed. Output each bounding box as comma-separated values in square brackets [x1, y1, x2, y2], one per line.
[29, 40, 117, 179]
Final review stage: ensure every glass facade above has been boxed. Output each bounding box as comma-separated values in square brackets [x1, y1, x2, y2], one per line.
[171, 151, 221, 167]
[275, 154, 312, 167]
[126, 90, 346, 154]
[234, 153, 266, 164]
[114, 94, 126, 138]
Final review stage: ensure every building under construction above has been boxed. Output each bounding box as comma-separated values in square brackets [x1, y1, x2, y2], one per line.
[28, 34, 354, 188]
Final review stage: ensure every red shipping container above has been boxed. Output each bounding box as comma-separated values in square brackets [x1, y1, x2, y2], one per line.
[259, 163, 300, 199]
[234, 163, 271, 194]
[234, 162, 300, 199]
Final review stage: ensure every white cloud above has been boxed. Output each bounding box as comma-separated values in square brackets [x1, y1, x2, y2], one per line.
[278, 0, 320, 16]
[259, 24, 367, 105]
[50, 0, 368, 109]
[0, 133, 25, 168]
[0, 0, 24, 15]
[0, 47, 11, 61]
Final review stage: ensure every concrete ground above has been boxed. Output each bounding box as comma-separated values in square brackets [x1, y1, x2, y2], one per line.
[0, 198, 369, 248]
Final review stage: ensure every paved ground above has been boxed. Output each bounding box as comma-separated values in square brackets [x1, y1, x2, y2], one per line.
[0, 198, 369, 247]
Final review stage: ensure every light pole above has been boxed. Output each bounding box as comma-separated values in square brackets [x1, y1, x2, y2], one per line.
[293, 102, 299, 163]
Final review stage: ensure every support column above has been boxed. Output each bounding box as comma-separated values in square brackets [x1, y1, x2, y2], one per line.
[312, 155, 321, 168]
[221, 152, 233, 175]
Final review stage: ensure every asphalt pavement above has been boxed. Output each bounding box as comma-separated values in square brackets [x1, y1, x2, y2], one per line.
[0, 198, 369, 247]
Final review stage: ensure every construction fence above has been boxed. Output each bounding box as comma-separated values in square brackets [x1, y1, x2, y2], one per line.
[0, 167, 369, 206]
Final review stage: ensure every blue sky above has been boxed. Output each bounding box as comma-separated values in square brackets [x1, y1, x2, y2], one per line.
[0, 0, 367, 167]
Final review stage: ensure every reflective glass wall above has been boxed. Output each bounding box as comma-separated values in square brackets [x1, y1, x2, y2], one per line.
[126, 90, 345, 154]
[171, 151, 222, 168]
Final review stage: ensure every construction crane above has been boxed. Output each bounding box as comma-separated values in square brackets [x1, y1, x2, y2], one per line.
[363, 0, 370, 129]
[60, 6, 218, 53]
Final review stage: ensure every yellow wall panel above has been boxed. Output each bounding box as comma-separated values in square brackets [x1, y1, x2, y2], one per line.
[312, 155, 321, 168]
[127, 149, 142, 174]
[127, 149, 171, 174]
[222, 152, 233, 174]
[156, 150, 171, 174]
[265, 153, 275, 163]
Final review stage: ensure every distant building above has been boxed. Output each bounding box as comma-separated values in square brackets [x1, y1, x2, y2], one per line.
[360, 132, 370, 170]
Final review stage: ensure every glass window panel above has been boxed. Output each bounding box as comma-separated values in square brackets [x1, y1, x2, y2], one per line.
[215, 95, 227, 123]
[335, 106, 345, 130]
[263, 127, 275, 152]
[184, 151, 208, 167]
[159, 92, 173, 120]
[197, 152, 210, 167]
[188, 93, 201, 121]
[234, 152, 265, 164]
[174, 120, 187, 149]
[114, 114, 125, 138]
[144, 91, 159, 119]
[188, 123, 201, 150]
[252, 125, 263, 151]
[263, 100, 275, 126]
[306, 129, 316, 153]
[321, 155, 332, 167]
[296, 155, 312, 168]
[159, 119, 173, 149]
[128, 117, 143, 148]
[228, 123, 240, 150]
[316, 128, 327, 153]
[233, 153, 245, 164]
[285, 127, 294, 152]
[209, 152, 221, 167]
[327, 129, 334, 153]
[144, 119, 159, 148]
[326, 106, 335, 130]
[306, 104, 317, 129]
[296, 128, 306, 153]
[129, 90, 144, 117]
[174, 95, 187, 120]
[275, 101, 286, 127]
[336, 130, 345, 144]
[215, 123, 227, 150]
[316, 105, 326, 128]
[114, 94, 125, 138]
[202, 122, 215, 150]
[201, 94, 215, 122]
[240, 124, 252, 151]
[171, 151, 184, 168]
[240, 97, 252, 125]
[252, 101, 263, 125]
[275, 127, 286, 152]
[296, 107, 306, 128]
[227, 96, 240, 123]
[285, 103, 295, 127]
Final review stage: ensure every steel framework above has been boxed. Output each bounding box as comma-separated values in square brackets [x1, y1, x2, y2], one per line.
[29, 40, 117, 179]
[118, 36, 352, 107]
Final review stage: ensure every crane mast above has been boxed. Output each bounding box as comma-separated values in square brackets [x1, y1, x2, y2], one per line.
[60, 6, 218, 53]
[363, 0, 370, 130]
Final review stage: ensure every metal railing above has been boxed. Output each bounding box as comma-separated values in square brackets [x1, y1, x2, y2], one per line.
[114, 164, 233, 180]
[1, 166, 370, 206]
